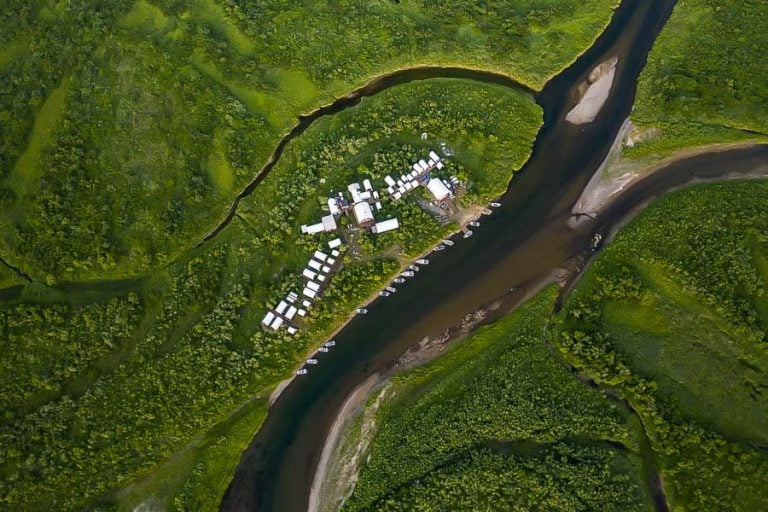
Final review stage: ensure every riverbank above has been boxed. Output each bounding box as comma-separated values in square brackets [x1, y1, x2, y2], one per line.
[572, 137, 767, 222]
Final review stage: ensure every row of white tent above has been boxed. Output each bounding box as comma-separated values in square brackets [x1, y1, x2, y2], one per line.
[261, 238, 344, 333]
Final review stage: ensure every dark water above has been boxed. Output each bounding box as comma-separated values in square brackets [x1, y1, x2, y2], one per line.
[219, 0, 760, 510]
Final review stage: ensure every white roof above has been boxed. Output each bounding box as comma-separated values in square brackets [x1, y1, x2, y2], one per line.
[317, 274, 326, 282]
[301, 222, 324, 235]
[302, 300, 312, 308]
[314, 250, 328, 262]
[270, 316, 284, 329]
[262, 311, 275, 325]
[308, 260, 322, 271]
[387, 185, 394, 194]
[307, 281, 320, 292]
[372, 218, 400, 234]
[352, 202, 374, 225]
[410, 170, 418, 179]
[384, 175, 396, 186]
[287, 326, 297, 335]
[348, 183, 362, 203]
[288, 292, 298, 300]
[326, 257, 336, 265]
[331, 250, 340, 257]
[427, 178, 451, 200]
[393, 192, 402, 200]
[298, 309, 307, 316]
[436, 161, 444, 170]
[412, 164, 421, 173]
[303, 269, 317, 280]
[328, 238, 342, 249]
[396, 179, 404, 187]
[322, 215, 337, 232]
[363, 179, 372, 191]
[429, 150, 441, 162]
[275, 301, 288, 314]
[373, 191, 380, 199]
[322, 265, 331, 273]
[302, 287, 317, 298]
[409, 180, 418, 188]
[286, 306, 297, 319]
[375, 201, 382, 210]
[360, 190, 372, 201]
[327, 197, 340, 215]
[418, 160, 429, 171]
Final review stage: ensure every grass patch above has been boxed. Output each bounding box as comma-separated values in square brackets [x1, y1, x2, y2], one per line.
[625, 0, 768, 159]
[557, 181, 768, 510]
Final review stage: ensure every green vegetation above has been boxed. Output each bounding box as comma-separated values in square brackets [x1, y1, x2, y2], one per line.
[344, 288, 653, 511]
[556, 181, 768, 510]
[0, 0, 619, 282]
[626, 0, 768, 159]
[0, 76, 540, 511]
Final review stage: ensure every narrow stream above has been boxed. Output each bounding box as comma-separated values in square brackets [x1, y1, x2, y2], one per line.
[220, 0, 687, 510]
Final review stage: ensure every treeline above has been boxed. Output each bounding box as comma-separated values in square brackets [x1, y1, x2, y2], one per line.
[366, 443, 649, 512]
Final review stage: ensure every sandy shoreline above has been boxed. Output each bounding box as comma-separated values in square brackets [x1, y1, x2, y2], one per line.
[572, 138, 767, 224]
[566, 56, 618, 125]
[308, 373, 381, 512]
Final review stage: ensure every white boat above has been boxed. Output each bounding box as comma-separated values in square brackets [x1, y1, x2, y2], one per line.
[435, 244, 445, 251]
[401, 271, 415, 278]
[380, 290, 391, 297]
[318, 347, 329, 353]
[442, 239, 455, 246]
[490, 202, 501, 208]
[306, 358, 318, 365]
[296, 368, 308, 375]
[386, 286, 397, 293]
[469, 221, 480, 227]
[408, 264, 419, 271]
[463, 230, 473, 238]
[416, 259, 429, 265]
[324, 340, 336, 347]
[356, 308, 368, 315]
[394, 277, 406, 284]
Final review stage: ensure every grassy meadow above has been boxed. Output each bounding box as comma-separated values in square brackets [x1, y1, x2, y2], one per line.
[557, 181, 768, 510]
[0, 0, 620, 283]
[624, 0, 768, 160]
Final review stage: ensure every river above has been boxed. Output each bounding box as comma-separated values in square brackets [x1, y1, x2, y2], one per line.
[219, 0, 768, 510]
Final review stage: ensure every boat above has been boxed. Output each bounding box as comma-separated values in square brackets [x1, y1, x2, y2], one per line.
[401, 271, 415, 278]
[306, 358, 318, 365]
[463, 230, 474, 238]
[296, 368, 308, 375]
[356, 308, 368, 315]
[385, 286, 397, 293]
[442, 239, 455, 246]
[408, 264, 419, 271]
[435, 244, 445, 251]
[380, 290, 391, 297]
[490, 202, 501, 208]
[416, 259, 429, 265]
[469, 221, 480, 227]
[394, 277, 406, 284]
[318, 347, 329, 353]
[324, 340, 336, 347]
